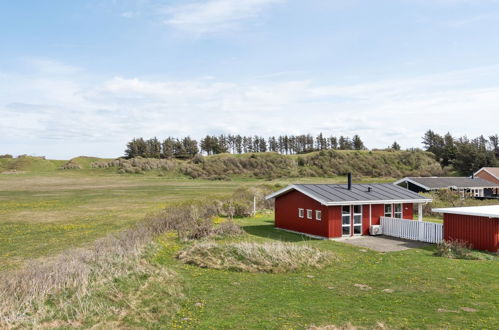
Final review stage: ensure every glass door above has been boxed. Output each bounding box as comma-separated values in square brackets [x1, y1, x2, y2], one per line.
[341, 205, 351, 236]
[353, 205, 362, 235]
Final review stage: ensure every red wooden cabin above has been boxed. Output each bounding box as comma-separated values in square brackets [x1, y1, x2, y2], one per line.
[265, 177, 431, 239]
[433, 205, 499, 252]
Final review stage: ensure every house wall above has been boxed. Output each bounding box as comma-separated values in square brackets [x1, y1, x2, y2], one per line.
[275, 190, 418, 238]
[274, 190, 329, 238]
[327, 205, 342, 238]
[443, 214, 499, 252]
[475, 169, 499, 185]
[327, 202, 415, 237]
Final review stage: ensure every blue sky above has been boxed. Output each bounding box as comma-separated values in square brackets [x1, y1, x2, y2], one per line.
[1, 0, 499, 159]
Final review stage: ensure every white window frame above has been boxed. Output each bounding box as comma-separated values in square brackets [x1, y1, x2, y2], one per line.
[315, 210, 322, 221]
[341, 205, 351, 236]
[384, 204, 392, 217]
[298, 208, 304, 218]
[394, 203, 403, 218]
[353, 205, 362, 235]
[306, 209, 313, 219]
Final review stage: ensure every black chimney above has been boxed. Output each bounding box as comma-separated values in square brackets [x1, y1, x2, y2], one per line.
[471, 172, 474, 179]
[347, 173, 352, 190]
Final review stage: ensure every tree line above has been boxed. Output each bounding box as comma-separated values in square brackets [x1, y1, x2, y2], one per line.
[422, 130, 499, 175]
[124, 134, 366, 159]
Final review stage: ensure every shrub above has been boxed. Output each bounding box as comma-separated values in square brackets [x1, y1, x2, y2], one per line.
[177, 242, 334, 273]
[211, 221, 245, 237]
[434, 240, 479, 260]
[59, 160, 82, 169]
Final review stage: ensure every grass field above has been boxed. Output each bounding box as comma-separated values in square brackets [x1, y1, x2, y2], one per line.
[0, 171, 244, 270]
[150, 215, 498, 329]
[1, 167, 498, 329]
[0, 170, 363, 270]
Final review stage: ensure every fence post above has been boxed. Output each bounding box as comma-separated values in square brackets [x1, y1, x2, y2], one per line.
[418, 221, 425, 241]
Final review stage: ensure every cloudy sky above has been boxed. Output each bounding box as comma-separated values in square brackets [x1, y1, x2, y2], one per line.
[1, 0, 499, 159]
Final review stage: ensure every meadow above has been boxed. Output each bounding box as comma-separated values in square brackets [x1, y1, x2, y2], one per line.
[0, 166, 357, 270]
[1, 159, 497, 329]
[0, 171, 243, 270]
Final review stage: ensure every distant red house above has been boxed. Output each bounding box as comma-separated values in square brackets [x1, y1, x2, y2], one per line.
[433, 205, 499, 252]
[265, 177, 431, 239]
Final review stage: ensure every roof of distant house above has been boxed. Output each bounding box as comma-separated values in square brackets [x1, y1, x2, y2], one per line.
[265, 183, 431, 205]
[432, 205, 499, 218]
[474, 167, 499, 180]
[394, 177, 499, 190]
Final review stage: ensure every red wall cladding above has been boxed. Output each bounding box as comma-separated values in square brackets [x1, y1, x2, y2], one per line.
[274, 189, 420, 239]
[275, 190, 330, 238]
[444, 214, 499, 252]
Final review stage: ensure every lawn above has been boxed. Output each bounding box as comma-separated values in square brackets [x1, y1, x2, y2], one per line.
[2, 170, 497, 329]
[0, 171, 244, 270]
[148, 214, 498, 329]
[0, 170, 364, 270]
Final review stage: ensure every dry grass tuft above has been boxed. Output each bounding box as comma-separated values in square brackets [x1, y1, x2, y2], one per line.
[177, 241, 334, 273]
[307, 322, 388, 330]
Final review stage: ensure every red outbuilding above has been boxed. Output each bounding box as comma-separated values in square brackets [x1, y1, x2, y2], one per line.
[265, 176, 431, 239]
[433, 205, 499, 252]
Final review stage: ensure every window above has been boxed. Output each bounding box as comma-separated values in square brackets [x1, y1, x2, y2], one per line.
[341, 205, 351, 236]
[315, 210, 322, 221]
[353, 205, 362, 235]
[394, 204, 402, 218]
[298, 208, 304, 218]
[306, 209, 313, 219]
[384, 204, 392, 217]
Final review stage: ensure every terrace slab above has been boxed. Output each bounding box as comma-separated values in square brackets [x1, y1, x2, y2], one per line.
[335, 235, 430, 252]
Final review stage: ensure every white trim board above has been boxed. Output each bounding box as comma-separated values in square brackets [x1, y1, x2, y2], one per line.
[432, 205, 499, 218]
[393, 177, 432, 191]
[474, 168, 499, 181]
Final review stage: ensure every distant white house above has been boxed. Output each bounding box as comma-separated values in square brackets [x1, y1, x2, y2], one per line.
[394, 176, 499, 198]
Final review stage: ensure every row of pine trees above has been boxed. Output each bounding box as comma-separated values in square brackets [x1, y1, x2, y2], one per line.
[124, 134, 367, 159]
[421, 130, 499, 174]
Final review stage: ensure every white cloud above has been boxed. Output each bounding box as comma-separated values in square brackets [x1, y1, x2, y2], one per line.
[163, 0, 285, 35]
[1, 60, 499, 159]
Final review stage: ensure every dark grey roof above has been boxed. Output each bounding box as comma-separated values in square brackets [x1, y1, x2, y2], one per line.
[397, 177, 499, 189]
[266, 183, 431, 205]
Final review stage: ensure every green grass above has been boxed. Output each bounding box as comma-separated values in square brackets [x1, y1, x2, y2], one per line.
[2, 165, 497, 328]
[0, 172, 244, 270]
[1, 165, 402, 271]
[147, 214, 498, 329]
[0, 169, 381, 270]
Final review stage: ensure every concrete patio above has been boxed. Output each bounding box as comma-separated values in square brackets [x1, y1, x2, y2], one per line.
[334, 235, 431, 252]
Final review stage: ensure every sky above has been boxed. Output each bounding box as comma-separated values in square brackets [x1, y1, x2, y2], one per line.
[1, 0, 499, 159]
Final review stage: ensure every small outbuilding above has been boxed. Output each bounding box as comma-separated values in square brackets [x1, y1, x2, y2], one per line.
[265, 175, 431, 239]
[432, 205, 499, 252]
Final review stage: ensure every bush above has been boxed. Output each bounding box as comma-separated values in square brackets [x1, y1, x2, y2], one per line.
[59, 160, 82, 169]
[434, 240, 480, 260]
[211, 221, 245, 237]
[177, 242, 334, 273]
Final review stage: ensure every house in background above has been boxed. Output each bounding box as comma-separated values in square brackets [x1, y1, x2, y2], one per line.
[474, 167, 499, 197]
[265, 175, 431, 239]
[394, 177, 499, 199]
